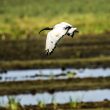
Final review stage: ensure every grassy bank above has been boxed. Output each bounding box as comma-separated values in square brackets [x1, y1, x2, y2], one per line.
[0, 77, 110, 95]
[0, 0, 109, 38]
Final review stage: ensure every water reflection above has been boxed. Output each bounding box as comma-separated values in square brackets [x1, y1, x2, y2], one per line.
[0, 68, 110, 81]
[0, 89, 110, 106]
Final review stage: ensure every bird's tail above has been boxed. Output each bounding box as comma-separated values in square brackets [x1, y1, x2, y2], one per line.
[39, 27, 53, 34]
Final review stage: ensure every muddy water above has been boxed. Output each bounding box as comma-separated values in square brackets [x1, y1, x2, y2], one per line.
[0, 89, 110, 106]
[0, 68, 110, 81]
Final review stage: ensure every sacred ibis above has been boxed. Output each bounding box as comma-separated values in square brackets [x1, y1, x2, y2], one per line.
[39, 22, 79, 55]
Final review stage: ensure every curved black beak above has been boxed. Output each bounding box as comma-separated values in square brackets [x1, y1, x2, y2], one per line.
[71, 29, 79, 38]
[74, 29, 79, 33]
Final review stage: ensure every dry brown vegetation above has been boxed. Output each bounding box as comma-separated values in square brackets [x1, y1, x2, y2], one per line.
[0, 33, 110, 69]
[0, 77, 110, 95]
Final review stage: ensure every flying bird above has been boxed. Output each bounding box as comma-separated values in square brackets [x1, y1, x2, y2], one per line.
[39, 22, 79, 55]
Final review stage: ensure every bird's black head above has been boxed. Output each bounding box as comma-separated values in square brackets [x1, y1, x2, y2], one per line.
[67, 28, 79, 38]
[64, 26, 72, 30]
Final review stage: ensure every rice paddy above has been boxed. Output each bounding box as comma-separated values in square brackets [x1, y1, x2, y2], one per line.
[0, 0, 110, 109]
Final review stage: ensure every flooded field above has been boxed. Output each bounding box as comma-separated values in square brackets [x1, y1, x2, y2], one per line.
[0, 89, 110, 106]
[0, 34, 110, 109]
[0, 68, 110, 81]
[0, 0, 110, 109]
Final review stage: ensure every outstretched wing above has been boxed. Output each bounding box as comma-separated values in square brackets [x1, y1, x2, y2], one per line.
[45, 30, 64, 55]
[44, 22, 77, 55]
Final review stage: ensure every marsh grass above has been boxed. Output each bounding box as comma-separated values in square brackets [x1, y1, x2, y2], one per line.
[66, 71, 76, 78]
[0, 13, 109, 38]
[69, 96, 78, 108]
[7, 97, 22, 110]
[37, 100, 46, 109]
[2, 96, 110, 110]
[0, 0, 109, 38]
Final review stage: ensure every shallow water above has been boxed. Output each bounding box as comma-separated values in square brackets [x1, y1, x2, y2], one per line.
[0, 89, 110, 106]
[0, 68, 110, 81]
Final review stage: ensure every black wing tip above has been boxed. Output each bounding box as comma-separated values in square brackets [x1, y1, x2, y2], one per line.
[75, 30, 79, 33]
[45, 49, 54, 55]
[45, 49, 50, 55]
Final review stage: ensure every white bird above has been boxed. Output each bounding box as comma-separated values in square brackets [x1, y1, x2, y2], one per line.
[39, 22, 79, 55]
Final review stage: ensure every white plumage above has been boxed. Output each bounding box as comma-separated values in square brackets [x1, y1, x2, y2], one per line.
[39, 22, 79, 55]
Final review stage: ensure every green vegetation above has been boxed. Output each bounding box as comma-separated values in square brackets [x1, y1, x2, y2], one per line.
[0, 0, 109, 38]
[7, 97, 22, 110]
[0, 97, 110, 110]
[69, 97, 79, 109]
[0, 1, 110, 109]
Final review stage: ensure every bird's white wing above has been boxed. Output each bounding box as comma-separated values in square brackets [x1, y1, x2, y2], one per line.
[45, 29, 66, 55]
[60, 22, 72, 27]
[44, 22, 77, 55]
